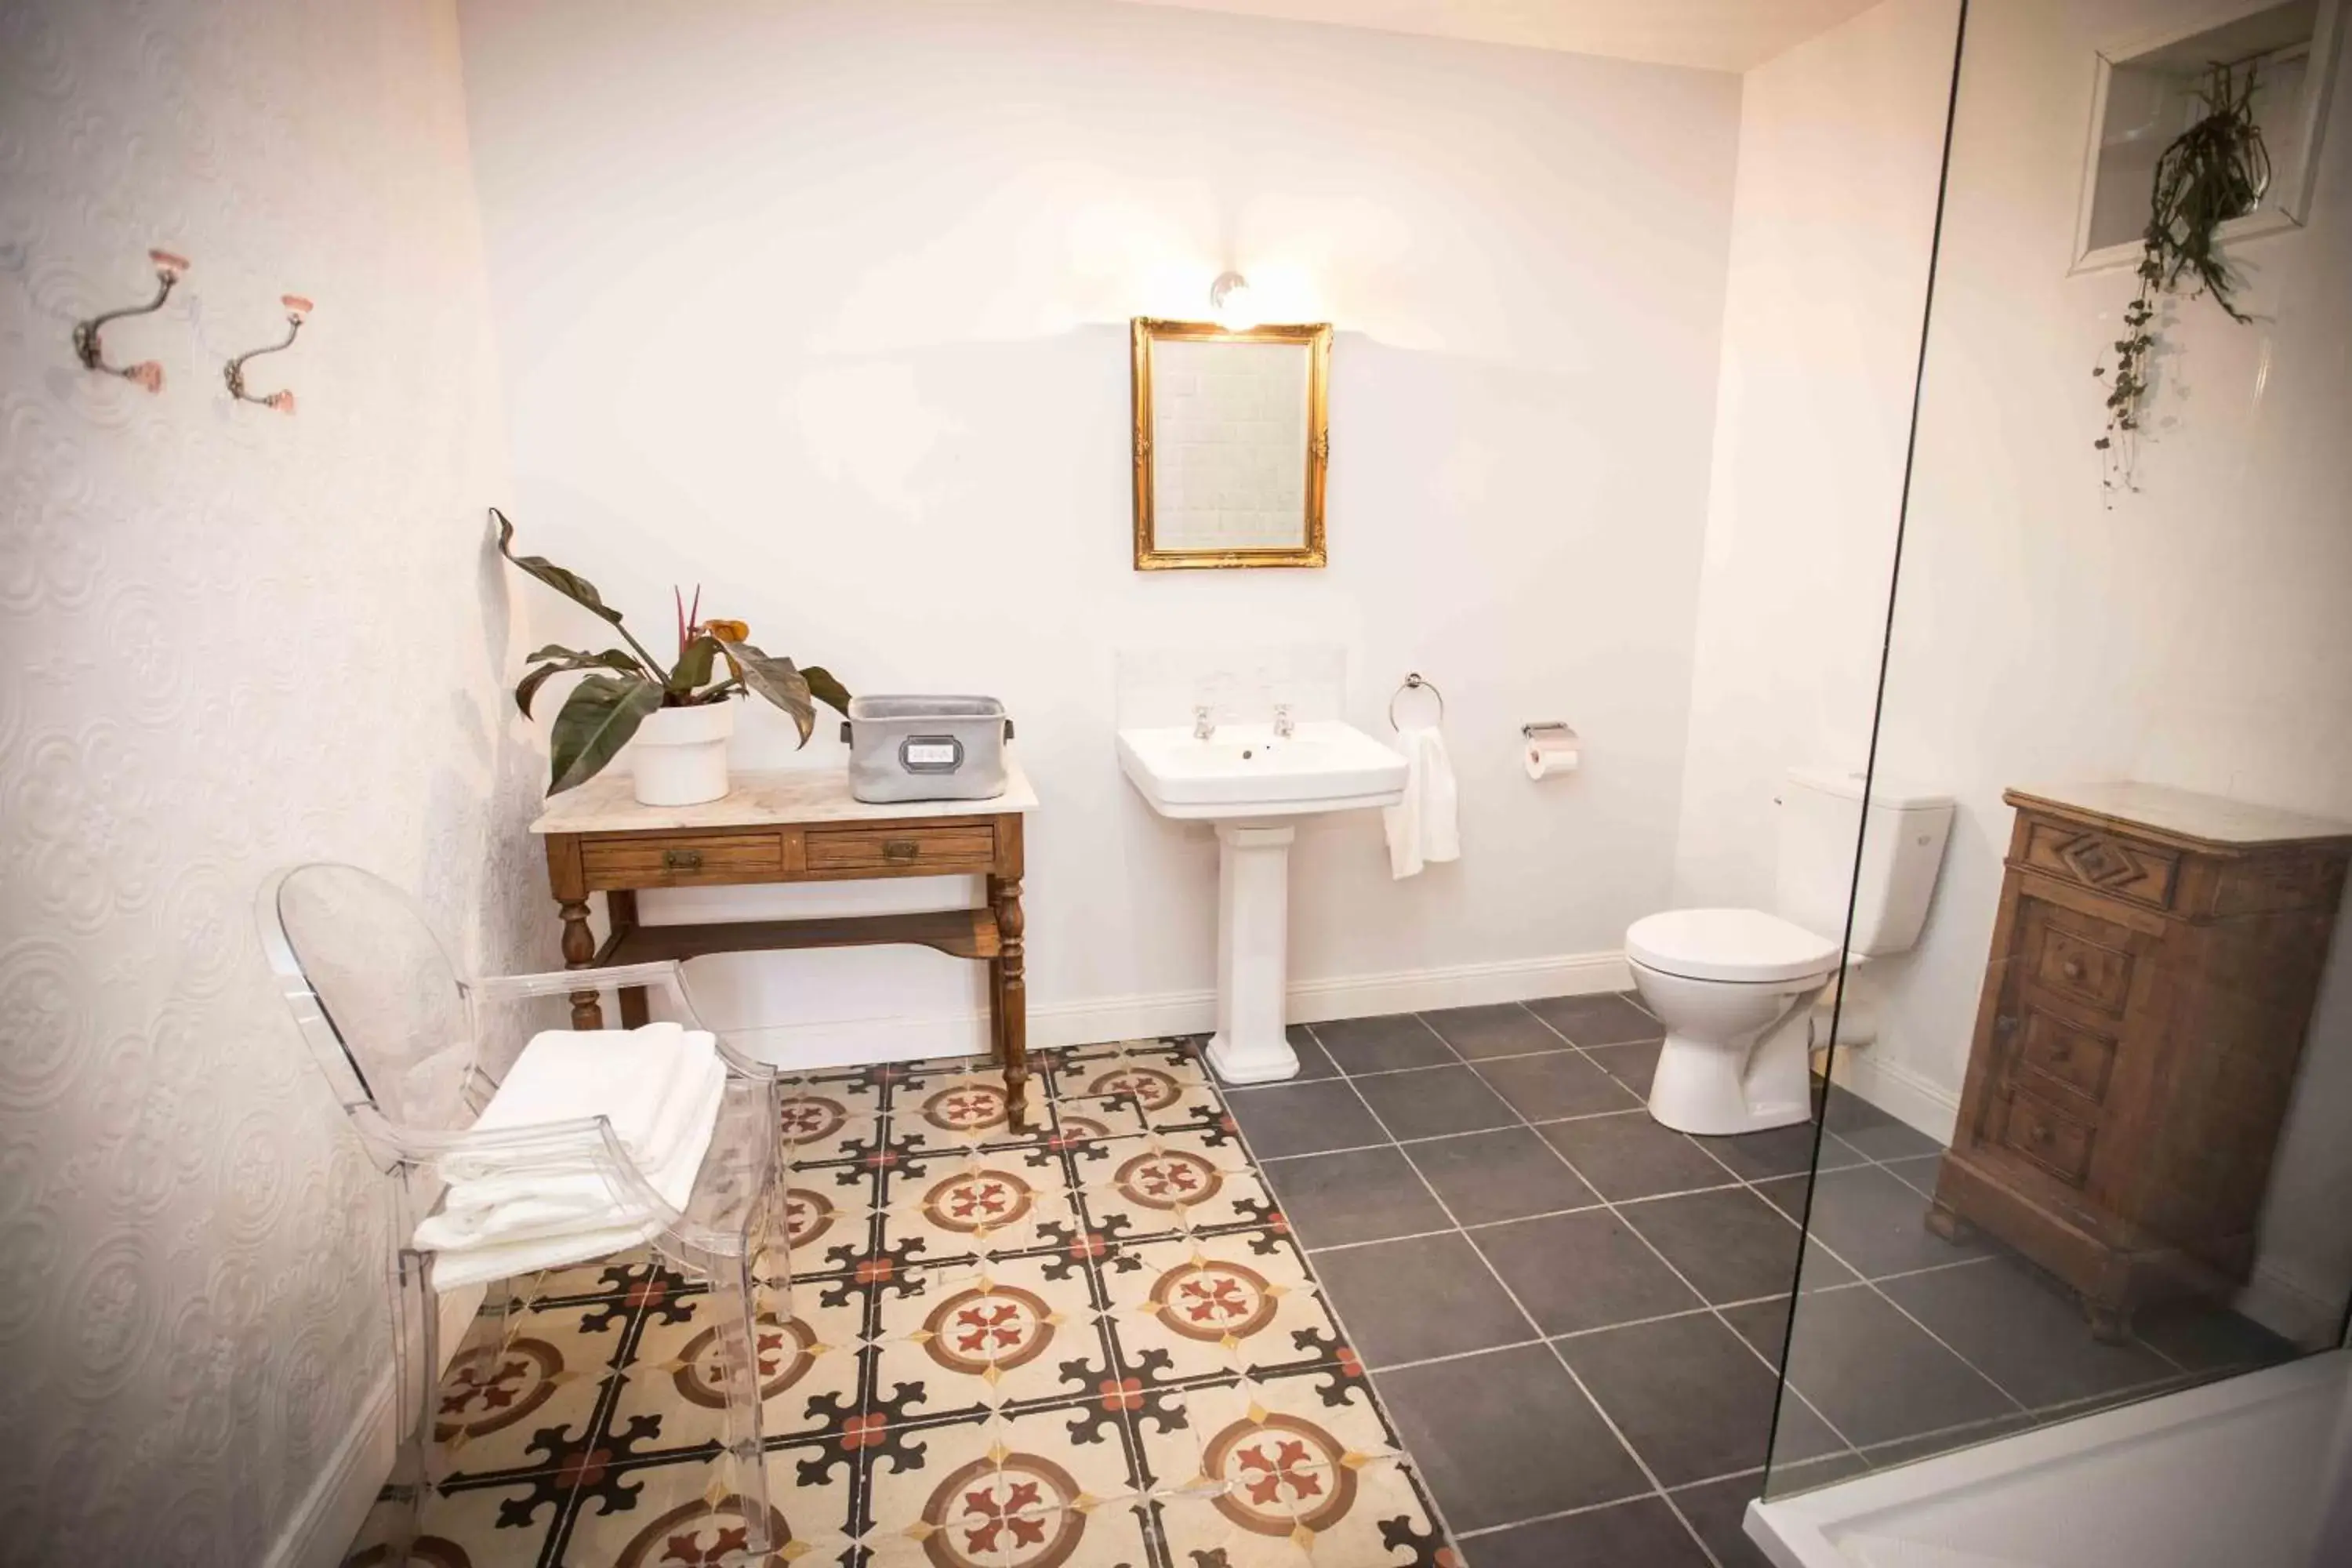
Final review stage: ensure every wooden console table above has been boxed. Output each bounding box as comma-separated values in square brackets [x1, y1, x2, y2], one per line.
[529, 763, 1038, 1127]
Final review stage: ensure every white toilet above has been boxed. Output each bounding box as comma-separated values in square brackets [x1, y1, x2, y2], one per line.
[1628, 768, 1954, 1136]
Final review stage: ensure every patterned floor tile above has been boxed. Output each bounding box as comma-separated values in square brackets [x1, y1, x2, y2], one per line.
[862, 1403, 1145, 1552]
[605, 1272, 868, 1450]
[555, 1432, 858, 1568]
[1137, 1373, 1403, 1509]
[432, 1298, 630, 1479]
[1081, 1130, 1276, 1240]
[873, 1254, 1113, 1421]
[344, 1473, 568, 1567]
[882, 1150, 1083, 1265]
[1101, 1229, 1340, 1388]
[778, 1083, 889, 1166]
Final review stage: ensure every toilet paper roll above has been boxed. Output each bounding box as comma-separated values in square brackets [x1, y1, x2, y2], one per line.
[1524, 736, 1578, 779]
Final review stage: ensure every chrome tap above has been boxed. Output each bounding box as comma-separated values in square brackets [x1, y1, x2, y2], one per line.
[1193, 704, 1216, 740]
[1272, 703, 1295, 739]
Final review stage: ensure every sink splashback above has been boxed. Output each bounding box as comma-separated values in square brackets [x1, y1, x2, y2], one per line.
[1113, 644, 1348, 729]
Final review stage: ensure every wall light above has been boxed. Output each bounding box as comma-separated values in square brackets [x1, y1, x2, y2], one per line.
[1209, 270, 1258, 332]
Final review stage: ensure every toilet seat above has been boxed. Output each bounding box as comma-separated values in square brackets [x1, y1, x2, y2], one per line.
[1626, 908, 1841, 985]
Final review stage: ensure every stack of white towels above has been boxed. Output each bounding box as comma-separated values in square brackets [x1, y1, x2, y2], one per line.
[417, 1021, 728, 1287]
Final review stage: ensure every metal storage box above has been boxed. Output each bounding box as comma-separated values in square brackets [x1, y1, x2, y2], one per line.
[842, 695, 1013, 804]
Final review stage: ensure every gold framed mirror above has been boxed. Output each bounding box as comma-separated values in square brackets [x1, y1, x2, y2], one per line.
[1130, 318, 1331, 570]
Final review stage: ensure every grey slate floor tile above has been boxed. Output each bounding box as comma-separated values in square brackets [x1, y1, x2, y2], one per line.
[1309, 1231, 1532, 1367]
[1377, 1344, 1650, 1532]
[1262, 1145, 1453, 1249]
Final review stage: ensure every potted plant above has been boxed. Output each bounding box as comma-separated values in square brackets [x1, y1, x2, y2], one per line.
[2095, 60, 2270, 496]
[495, 509, 850, 804]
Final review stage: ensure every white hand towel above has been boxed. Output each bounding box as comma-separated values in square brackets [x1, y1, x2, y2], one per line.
[438, 1022, 715, 1185]
[415, 1054, 728, 1275]
[1381, 725, 1461, 879]
[415, 1056, 728, 1250]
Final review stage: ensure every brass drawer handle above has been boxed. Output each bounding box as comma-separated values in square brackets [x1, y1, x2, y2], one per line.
[881, 839, 921, 862]
[2060, 958, 2085, 982]
[662, 848, 705, 871]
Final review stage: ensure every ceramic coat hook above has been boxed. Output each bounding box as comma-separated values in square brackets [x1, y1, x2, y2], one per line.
[72, 249, 188, 392]
[223, 295, 310, 414]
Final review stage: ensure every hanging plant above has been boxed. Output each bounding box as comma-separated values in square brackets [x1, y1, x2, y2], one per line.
[2095, 59, 2272, 496]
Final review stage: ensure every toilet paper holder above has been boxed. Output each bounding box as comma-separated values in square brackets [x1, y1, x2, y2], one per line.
[1522, 721, 1576, 741]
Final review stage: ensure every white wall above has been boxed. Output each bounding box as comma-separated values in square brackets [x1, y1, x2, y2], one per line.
[0, 1, 539, 1558]
[456, 0, 1743, 1052]
[1671, 0, 1961, 917]
[1680, 0, 2352, 1335]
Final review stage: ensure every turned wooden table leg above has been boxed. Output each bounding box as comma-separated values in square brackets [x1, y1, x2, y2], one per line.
[608, 890, 649, 1028]
[987, 953, 1008, 1069]
[990, 874, 1029, 1131]
[558, 898, 603, 1029]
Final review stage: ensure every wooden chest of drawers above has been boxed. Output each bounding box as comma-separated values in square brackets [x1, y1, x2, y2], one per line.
[1929, 784, 2352, 1340]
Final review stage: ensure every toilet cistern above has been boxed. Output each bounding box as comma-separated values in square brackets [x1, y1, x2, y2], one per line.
[1116, 717, 1407, 1083]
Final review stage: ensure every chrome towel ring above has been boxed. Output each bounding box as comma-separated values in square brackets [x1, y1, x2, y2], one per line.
[1388, 672, 1446, 731]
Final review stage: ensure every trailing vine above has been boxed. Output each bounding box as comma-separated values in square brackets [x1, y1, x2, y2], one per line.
[2095, 59, 2272, 497]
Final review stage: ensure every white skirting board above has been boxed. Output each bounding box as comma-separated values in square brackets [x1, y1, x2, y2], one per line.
[265, 1284, 485, 1568]
[713, 948, 1635, 1070]
[1821, 1042, 1960, 1145]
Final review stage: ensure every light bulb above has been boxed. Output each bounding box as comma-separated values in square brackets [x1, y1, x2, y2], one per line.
[1210, 270, 1258, 332]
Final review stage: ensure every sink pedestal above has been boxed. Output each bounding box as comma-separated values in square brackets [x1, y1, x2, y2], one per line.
[1204, 822, 1301, 1083]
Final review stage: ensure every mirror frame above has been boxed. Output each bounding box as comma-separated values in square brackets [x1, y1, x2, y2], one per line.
[1130, 318, 1332, 570]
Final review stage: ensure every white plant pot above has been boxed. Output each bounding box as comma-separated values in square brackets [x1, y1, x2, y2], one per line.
[630, 700, 735, 806]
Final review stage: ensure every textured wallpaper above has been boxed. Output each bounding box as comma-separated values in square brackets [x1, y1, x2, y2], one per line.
[0, 0, 543, 1559]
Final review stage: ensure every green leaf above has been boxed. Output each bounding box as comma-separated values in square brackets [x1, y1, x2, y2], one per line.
[547, 673, 661, 793]
[717, 639, 815, 745]
[800, 664, 852, 717]
[667, 634, 721, 698]
[514, 648, 644, 717]
[494, 508, 622, 626]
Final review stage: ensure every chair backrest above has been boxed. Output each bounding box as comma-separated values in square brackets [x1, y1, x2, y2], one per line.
[256, 863, 481, 1171]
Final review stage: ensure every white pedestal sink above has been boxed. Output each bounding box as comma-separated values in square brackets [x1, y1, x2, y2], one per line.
[1117, 720, 1408, 1083]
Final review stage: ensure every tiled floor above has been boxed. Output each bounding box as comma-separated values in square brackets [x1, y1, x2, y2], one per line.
[364, 993, 2299, 1568]
[1232, 993, 2299, 1568]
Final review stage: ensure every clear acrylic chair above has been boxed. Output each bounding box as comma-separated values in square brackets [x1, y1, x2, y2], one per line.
[256, 863, 783, 1566]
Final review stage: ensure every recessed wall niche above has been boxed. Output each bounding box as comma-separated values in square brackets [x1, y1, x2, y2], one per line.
[2072, 0, 2342, 270]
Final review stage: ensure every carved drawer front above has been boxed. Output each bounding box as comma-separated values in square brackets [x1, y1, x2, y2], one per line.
[2027, 917, 2137, 1017]
[582, 832, 784, 888]
[2021, 821, 2179, 910]
[1998, 1089, 2096, 1187]
[805, 823, 997, 874]
[2014, 1007, 2118, 1107]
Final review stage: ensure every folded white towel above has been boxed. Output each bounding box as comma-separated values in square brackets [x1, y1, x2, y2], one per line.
[438, 1022, 716, 1186]
[1382, 724, 1461, 879]
[426, 1217, 667, 1290]
[414, 1056, 727, 1252]
[412, 1022, 730, 1283]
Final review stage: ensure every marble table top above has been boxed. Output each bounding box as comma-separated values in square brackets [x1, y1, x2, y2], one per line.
[531, 758, 1036, 834]
[2009, 780, 2352, 848]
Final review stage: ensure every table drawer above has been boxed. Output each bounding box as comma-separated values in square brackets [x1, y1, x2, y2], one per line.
[2026, 913, 2138, 1018]
[2020, 821, 2179, 911]
[581, 832, 783, 888]
[1998, 1088, 2096, 1188]
[805, 823, 997, 874]
[2015, 1005, 2118, 1107]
